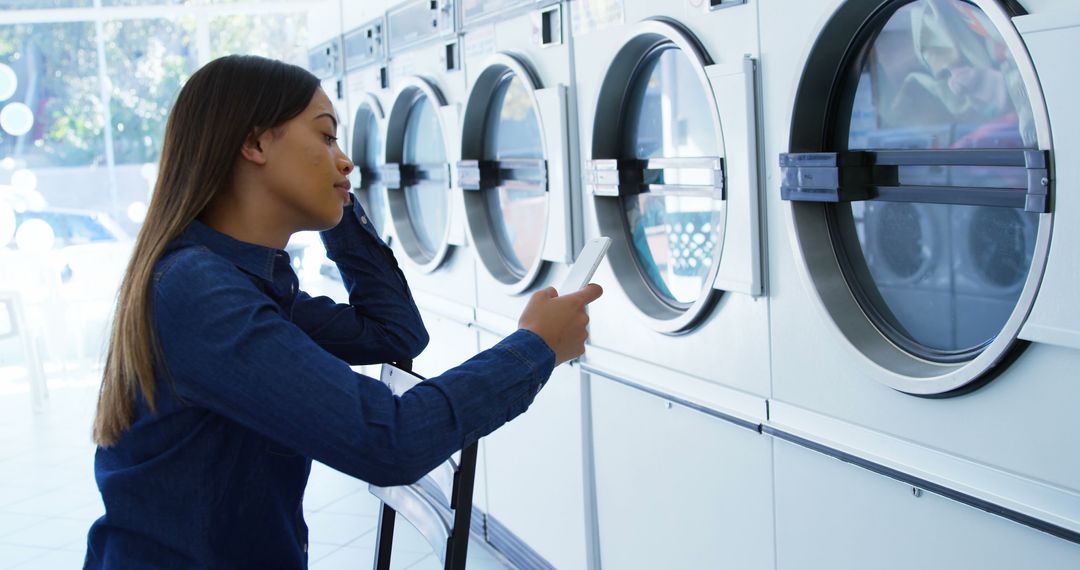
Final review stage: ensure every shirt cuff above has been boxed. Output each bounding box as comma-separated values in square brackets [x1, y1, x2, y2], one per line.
[499, 328, 557, 389]
[320, 196, 388, 252]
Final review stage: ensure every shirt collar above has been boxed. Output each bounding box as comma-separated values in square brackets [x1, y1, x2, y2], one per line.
[180, 220, 284, 283]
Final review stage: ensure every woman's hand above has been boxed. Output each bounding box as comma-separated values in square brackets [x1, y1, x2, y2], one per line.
[518, 284, 603, 366]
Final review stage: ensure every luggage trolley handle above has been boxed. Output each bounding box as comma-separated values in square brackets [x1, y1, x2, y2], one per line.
[373, 361, 479, 570]
[444, 443, 478, 569]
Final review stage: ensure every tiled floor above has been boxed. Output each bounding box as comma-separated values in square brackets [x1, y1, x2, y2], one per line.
[0, 366, 511, 569]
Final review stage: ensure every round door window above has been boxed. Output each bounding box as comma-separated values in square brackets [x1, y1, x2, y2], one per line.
[482, 73, 546, 280]
[385, 79, 454, 271]
[459, 55, 552, 292]
[833, 0, 1039, 362]
[403, 95, 449, 258]
[588, 20, 726, 333]
[351, 102, 389, 238]
[621, 46, 723, 307]
[782, 0, 1052, 392]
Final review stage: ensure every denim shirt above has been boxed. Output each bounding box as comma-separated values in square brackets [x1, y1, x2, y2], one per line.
[84, 199, 555, 569]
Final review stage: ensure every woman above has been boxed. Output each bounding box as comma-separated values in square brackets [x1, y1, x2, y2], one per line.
[85, 55, 601, 568]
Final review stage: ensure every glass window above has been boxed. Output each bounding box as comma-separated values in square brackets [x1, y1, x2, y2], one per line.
[402, 94, 448, 258]
[830, 0, 1038, 358]
[0, 22, 105, 169]
[353, 104, 388, 237]
[104, 18, 197, 166]
[102, 0, 186, 6]
[0, 298, 12, 337]
[103, 0, 297, 5]
[620, 46, 721, 306]
[0, 0, 91, 8]
[482, 73, 545, 278]
[209, 12, 309, 66]
[14, 210, 118, 247]
[103, 18, 198, 235]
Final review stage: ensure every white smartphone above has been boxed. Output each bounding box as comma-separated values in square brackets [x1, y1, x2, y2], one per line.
[379, 362, 425, 396]
[558, 236, 612, 295]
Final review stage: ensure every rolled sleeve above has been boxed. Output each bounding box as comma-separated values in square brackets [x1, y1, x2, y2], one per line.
[152, 248, 554, 487]
[425, 329, 556, 448]
[289, 198, 428, 364]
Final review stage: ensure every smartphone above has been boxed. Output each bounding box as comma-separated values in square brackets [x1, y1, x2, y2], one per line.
[558, 236, 612, 295]
[380, 362, 425, 396]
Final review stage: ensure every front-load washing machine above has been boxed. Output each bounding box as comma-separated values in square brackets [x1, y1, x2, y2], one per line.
[381, 0, 479, 383]
[301, 35, 351, 300]
[335, 17, 393, 383]
[764, 0, 1080, 565]
[456, 2, 586, 567]
[343, 17, 393, 244]
[571, 1, 773, 568]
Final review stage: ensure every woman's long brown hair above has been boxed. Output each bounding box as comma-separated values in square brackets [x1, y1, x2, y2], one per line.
[93, 55, 320, 446]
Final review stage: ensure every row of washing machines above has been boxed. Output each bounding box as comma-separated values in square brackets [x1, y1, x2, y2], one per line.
[306, 0, 1080, 567]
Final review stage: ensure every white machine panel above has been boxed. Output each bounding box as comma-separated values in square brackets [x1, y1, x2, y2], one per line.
[774, 439, 1080, 569]
[589, 375, 774, 570]
[536, 84, 574, 264]
[481, 331, 590, 570]
[1017, 9, 1080, 350]
[706, 57, 764, 297]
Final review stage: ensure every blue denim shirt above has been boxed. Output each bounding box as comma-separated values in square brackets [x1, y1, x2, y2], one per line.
[84, 199, 555, 569]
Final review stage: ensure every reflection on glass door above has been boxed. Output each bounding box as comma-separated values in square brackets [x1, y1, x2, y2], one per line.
[621, 46, 722, 307]
[831, 0, 1039, 359]
[403, 94, 449, 258]
[482, 73, 545, 279]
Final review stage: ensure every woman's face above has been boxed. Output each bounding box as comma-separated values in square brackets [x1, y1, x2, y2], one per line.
[262, 88, 353, 231]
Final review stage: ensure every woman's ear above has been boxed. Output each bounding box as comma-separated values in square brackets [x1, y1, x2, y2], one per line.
[239, 129, 270, 165]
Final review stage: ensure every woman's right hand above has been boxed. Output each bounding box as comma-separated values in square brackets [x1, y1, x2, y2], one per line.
[518, 284, 604, 366]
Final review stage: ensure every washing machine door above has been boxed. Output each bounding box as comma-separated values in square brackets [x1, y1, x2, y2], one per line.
[458, 54, 556, 293]
[351, 96, 390, 241]
[586, 19, 726, 334]
[384, 78, 453, 272]
[780, 0, 1052, 394]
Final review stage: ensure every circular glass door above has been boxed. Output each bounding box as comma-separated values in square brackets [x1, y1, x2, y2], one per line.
[403, 97, 449, 255]
[588, 20, 726, 334]
[782, 0, 1052, 393]
[460, 55, 549, 292]
[384, 79, 453, 272]
[351, 99, 389, 239]
[621, 47, 723, 307]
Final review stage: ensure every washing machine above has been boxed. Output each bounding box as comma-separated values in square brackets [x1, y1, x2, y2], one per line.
[764, 0, 1080, 565]
[343, 17, 393, 244]
[571, 1, 773, 568]
[455, 2, 587, 568]
[332, 17, 393, 384]
[379, 0, 479, 386]
[301, 35, 351, 300]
